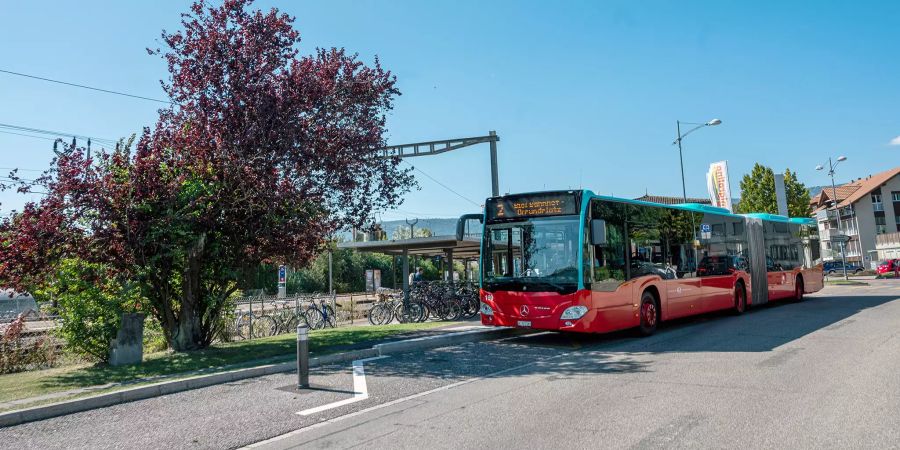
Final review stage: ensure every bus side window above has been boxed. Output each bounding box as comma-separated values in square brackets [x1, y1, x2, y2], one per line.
[591, 200, 627, 285]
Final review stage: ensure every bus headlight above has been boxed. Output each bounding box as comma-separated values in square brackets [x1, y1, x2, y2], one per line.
[480, 302, 494, 316]
[560, 306, 588, 320]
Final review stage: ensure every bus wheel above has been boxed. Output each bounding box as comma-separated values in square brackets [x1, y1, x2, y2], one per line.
[638, 291, 658, 336]
[794, 277, 804, 302]
[732, 282, 746, 315]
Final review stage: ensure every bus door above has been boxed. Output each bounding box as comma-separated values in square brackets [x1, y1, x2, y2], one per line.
[696, 220, 733, 312]
[665, 275, 701, 318]
[663, 243, 701, 319]
[698, 217, 749, 312]
[698, 256, 737, 311]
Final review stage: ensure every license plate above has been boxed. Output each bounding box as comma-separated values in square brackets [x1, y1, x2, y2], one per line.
[517, 320, 532, 328]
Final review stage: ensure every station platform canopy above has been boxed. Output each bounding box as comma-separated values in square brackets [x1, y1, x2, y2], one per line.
[336, 235, 481, 259]
[336, 214, 483, 297]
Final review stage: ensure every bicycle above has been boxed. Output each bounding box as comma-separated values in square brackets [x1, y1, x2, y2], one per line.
[233, 309, 277, 339]
[304, 297, 336, 330]
[368, 292, 401, 325]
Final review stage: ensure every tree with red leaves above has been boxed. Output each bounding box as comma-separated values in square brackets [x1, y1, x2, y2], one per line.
[0, 0, 411, 351]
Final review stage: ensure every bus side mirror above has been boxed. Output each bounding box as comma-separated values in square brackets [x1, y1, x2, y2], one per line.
[590, 219, 607, 246]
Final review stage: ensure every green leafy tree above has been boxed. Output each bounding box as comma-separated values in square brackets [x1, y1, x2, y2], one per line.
[734, 164, 810, 217]
[390, 226, 433, 240]
[34, 259, 141, 361]
[286, 246, 397, 293]
[0, 1, 411, 351]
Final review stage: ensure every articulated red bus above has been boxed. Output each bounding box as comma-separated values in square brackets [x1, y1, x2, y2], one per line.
[478, 190, 824, 335]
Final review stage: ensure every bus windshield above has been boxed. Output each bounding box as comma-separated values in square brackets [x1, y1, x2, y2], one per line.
[482, 216, 580, 293]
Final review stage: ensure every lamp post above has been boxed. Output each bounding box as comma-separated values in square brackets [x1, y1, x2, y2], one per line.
[816, 156, 849, 280]
[673, 119, 722, 202]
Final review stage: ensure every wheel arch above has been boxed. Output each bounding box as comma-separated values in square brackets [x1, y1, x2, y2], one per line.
[641, 284, 662, 322]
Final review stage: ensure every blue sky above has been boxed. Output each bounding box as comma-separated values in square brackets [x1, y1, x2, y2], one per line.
[2, 0, 899, 221]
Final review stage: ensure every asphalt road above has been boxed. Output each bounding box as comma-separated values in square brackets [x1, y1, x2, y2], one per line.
[3, 281, 900, 449]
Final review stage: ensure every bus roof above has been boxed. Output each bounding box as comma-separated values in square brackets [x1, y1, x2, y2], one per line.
[789, 217, 816, 225]
[583, 190, 745, 218]
[741, 212, 790, 222]
[741, 213, 815, 225]
[501, 190, 817, 224]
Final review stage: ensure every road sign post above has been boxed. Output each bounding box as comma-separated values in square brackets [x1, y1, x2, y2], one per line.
[278, 265, 287, 299]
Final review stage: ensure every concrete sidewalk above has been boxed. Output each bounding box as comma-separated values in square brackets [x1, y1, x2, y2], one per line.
[0, 324, 516, 428]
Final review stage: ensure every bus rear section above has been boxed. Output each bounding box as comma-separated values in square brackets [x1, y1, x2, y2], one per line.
[743, 215, 824, 306]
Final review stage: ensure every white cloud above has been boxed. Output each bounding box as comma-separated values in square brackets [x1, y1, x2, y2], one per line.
[891, 136, 900, 146]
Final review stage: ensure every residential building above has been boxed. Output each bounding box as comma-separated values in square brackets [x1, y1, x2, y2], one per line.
[810, 166, 900, 268]
[875, 232, 900, 261]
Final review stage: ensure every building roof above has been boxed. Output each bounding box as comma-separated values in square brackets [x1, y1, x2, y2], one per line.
[811, 166, 900, 212]
[810, 184, 861, 209]
[336, 235, 482, 258]
[634, 194, 711, 205]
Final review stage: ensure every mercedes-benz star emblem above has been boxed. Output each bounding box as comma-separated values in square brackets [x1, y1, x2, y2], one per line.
[520, 305, 529, 316]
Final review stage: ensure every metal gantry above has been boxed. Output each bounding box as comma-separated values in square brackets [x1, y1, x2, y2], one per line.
[379, 131, 500, 197]
[371, 131, 500, 305]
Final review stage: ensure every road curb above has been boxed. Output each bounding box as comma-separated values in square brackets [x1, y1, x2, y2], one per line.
[374, 327, 514, 356]
[0, 327, 513, 428]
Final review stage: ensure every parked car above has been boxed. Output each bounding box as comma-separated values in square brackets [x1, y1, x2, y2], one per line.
[823, 261, 864, 275]
[876, 259, 900, 276]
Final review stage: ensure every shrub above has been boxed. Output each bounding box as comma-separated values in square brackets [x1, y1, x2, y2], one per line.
[44, 259, 140, 362]
[143, 318, 169, 353]
[0, 315, 59, 374]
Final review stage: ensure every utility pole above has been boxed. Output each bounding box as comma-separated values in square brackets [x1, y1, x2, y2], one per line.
[672, 119, 723, 203]
[816, 156, 850, 281]
[489, 130, 499, 197]
[405, 218, 418, 239]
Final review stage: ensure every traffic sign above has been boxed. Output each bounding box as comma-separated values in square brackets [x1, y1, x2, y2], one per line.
[829, 234, 850, 243]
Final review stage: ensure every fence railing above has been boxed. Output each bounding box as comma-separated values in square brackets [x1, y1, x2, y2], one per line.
[221, 282, 481, 341]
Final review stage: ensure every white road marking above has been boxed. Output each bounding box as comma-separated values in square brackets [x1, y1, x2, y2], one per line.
[442, 325, 488, 331]
[246, 350, 579, 449]
[295, 355, 388, 416]
[494, 331, 554, 342]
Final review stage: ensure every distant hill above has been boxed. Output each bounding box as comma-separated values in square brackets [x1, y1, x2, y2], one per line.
[808, 185, 828, 199]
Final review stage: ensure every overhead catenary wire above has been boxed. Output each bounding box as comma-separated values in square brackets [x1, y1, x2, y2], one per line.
[382, 207, 456, 217]
[0, 167, 44, 172]
[0, 122, 119, 146]
[0, 130, 59, 142]
[0, 68, 172, 104]
[402, 160, 481, 207]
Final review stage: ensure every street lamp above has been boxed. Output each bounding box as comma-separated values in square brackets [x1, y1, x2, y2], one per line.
[672, 118, 723, 202]
[816, 155, 849, 280]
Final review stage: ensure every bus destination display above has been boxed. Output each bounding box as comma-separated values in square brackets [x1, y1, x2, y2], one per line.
[487, 193, 579, 220]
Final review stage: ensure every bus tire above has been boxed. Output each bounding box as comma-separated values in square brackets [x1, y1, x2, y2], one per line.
[794, 276, 804, 302]
[732, 281, 747, 315]
[638, 290, 659, 336]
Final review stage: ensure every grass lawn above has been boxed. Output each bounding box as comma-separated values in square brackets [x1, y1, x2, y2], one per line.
[0, 322, 451, 409]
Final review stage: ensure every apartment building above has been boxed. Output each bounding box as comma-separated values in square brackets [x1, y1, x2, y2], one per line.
[810, 166, 900, 269]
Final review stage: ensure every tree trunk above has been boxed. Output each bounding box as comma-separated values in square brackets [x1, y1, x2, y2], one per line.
[170, 234, 207, 352]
